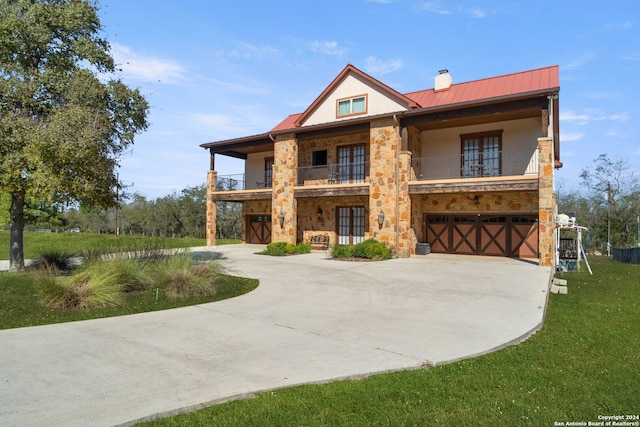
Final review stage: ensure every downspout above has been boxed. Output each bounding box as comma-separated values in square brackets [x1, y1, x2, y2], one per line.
[268, 133, 276, 143]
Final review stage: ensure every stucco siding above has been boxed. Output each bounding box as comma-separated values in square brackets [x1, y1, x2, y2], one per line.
[303, 74, 408, 127]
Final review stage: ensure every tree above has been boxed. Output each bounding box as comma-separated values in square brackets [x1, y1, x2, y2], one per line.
[1, 0, 149, 269]
[578, 154, 640, 250]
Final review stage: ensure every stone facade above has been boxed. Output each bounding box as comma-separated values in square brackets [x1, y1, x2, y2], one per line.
[537, 137, 555, 267]
[271, 134, 298, 244]
[205, 171, 216, 246]
[368, 118, 412, 257]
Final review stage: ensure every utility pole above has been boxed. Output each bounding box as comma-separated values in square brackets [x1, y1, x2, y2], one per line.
[607, 183, 611, 256]
[115, 173, 119, 237]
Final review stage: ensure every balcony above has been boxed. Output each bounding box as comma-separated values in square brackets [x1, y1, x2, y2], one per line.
[215, 174, 272, 191]
[410, 149, 538, 181]
[297, 161, 370, 186]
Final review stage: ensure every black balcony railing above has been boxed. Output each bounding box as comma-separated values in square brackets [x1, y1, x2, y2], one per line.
[410, 149, 538, 181]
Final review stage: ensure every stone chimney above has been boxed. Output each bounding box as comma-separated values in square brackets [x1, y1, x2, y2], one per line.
[435, 69, 452, 91]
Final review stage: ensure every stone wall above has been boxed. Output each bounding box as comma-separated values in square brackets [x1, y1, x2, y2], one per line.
[206, 171, 216, 246]
[298, 132, 368, 167]
[369, 118, 412, 257]
[537, 137, 555, 267]
[272, 134, 298, 244]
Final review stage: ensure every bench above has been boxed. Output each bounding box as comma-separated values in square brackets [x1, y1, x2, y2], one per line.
[309, 234, 330, 250]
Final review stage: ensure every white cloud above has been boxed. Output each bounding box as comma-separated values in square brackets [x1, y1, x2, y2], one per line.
[620, 53, 640, 61]
[564, 53, 595, 70]
[364, 56, 403, 75]
[228, 42, 279, 60]
[561, 111, 590, 124]
[111, 43, 185, 83]
[467, 7, 488, 18]
[560, 132, 584, 142]
[603, 21, 632, 31]
[418, 1, 451, 14]
[583, 91, 618, 99]
[309, 40, 348, 56]
[203, 77, 269, 95]
[561, 110, 628, 125]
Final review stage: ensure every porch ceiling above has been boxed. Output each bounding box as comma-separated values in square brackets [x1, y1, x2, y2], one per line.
[210, 190, 272, 202]
[402, 97, 548, 131]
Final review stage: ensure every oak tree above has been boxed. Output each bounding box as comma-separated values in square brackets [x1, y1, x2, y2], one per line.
[1, 0, 149, 269]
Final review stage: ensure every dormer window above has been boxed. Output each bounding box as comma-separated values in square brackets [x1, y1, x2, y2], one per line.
[337, 95, 367, 117]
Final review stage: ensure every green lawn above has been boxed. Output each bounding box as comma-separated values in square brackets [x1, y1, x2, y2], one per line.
[0, 270, 257, 330]
[0, 232, 250, 329]
[0, 231, 239, 260]
[140, 257, 640, 427]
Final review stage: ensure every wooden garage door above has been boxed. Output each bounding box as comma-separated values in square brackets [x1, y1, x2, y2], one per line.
[426, 215, 538, 258]
[247, 215, 271, 244]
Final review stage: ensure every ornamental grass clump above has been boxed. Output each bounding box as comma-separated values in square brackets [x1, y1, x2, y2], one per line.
[38, 268, 123, 310]
[29, 250, 77, 272]
[153, 253, 223, 299]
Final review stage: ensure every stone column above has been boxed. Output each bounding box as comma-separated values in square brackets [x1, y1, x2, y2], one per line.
[206, 170, 217, 246]
[271, 133, 298, 244]
[398, 149, 414, 257]
[369, 118, 411, 257]
[537, 137, 555, 267]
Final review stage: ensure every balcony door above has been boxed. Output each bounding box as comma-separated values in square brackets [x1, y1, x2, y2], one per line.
[337, 206, 365, 245]
[337, 145, 365, 183]
[461, 131, 501, 177]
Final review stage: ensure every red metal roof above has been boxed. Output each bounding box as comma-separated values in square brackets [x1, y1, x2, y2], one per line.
[270, 65, 559, 133]
[404, 65, 559, 109]
[272, 113, 302, 132]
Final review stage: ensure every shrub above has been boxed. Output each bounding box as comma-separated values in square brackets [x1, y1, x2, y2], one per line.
[285, 243, 298, 254]
[260, 242, 312, 256]
[364, 241, 392, 260]
[331, 244, 354, 258]
[261, 242, 288, 256]
[331, 239, 392, 260]
[295, 242, 312, 254]
[352, 238, 377, 258]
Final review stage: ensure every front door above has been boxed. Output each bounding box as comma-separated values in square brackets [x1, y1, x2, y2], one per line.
[247, 215, 271, 244]
[337, 206, 365, 245]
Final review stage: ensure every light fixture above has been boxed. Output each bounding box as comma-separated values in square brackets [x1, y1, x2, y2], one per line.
[278, 211, 285, 227]
[377, 211, 385, 229]
[317, 207, 323, 217]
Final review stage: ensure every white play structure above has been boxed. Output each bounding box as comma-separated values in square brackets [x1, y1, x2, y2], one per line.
[555, 213, 592, 275]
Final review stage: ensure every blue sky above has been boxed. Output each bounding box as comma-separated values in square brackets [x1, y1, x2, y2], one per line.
[98, 0, 640, 199]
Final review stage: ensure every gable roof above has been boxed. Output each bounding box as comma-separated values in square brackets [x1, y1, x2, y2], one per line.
[291, 64, 420, 128]
[204, 65, 559, 149]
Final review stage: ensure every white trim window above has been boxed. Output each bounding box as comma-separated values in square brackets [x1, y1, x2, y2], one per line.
[337, 95, 367, 117]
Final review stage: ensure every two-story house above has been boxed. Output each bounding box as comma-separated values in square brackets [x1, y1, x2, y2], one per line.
[201, 64, 561, 266]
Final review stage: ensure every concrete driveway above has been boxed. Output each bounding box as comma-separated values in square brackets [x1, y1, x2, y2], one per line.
[0, 245, 552, 427]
